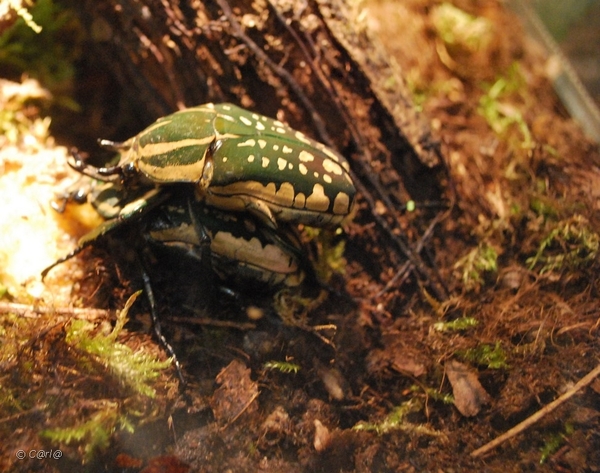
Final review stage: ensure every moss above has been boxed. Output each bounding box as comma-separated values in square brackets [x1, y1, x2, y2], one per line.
[539, 423, 574, 464]
[303, 227, 348, 283]
[263, 360, 301, 374]
[0, 292, 174, 463]
[431, 3, 492, 53]
[64, 291, 172, 398]
[410, 384, 454, 405]
[433, 316, 479, 332]
[353, 398, 444, 438]
[527, 214, 599, 273]
[0, 0, 82, 106]
[453, 242, 498, 291]
[478, 65, 534, 149]
[457, 341, 509, 370]
[41, 402, 131, 461]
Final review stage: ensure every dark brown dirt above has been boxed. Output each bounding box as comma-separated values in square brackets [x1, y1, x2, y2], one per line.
[3, 1, 599, 472]
[114, 2, 600, 471]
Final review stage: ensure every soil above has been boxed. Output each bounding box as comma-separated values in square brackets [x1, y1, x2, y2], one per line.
[106, 2, 600, 470]
[1, 1, 599, 472]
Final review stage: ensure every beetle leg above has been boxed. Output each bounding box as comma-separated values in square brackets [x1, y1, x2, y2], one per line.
[246, 199, 278, 229]
[260, 223, 317, 286]
[187, 196, 212, 271]
[117, 188, 169, 220]
[41, 217, 126, 279]
[202, 191, 279, 229]
[137, 254, 186, 387]
[41, 245, 87, 279]
[199, 139, 218, 191]
[217, 285, 242, 300]
[43, 188, 171, 279]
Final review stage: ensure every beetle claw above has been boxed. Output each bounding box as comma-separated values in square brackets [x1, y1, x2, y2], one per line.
[98, 138, 127, 151]
[67, 151, 123, 183]
[50, 198, 67, 214]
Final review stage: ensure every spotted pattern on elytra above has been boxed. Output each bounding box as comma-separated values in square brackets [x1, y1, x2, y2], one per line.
[101, 102, 356, 228]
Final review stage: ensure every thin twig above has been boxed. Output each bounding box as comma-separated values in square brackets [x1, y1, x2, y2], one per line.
[470, 363, 600, 458]
[0, 301, 110, 320]
[170, 314, 256, 331]
[220, 390, 260, 431]
[353, 177, 448, 300]
[376, 208, 448, 297]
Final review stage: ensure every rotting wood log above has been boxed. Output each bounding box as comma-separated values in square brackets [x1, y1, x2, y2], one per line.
[71, 0, 450, 301]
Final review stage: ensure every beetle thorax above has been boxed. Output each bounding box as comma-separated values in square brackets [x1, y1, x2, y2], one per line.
[132, 133, 212, 185]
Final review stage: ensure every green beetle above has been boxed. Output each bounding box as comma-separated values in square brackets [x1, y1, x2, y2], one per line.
[72, 103, 356, 229]
[43, 182, 305, 288]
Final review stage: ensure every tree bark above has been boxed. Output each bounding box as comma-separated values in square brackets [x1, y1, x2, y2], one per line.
[73, 0, 449, 300]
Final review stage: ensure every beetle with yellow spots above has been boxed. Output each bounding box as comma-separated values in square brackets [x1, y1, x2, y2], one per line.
[71, 103, 356, 229]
